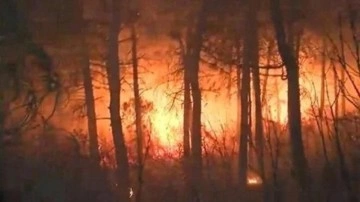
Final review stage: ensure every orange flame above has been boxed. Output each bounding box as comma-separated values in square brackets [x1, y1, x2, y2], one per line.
[88, 37, 357, 156]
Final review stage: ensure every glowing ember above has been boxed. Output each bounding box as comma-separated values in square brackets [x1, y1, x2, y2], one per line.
[247, 177, 262, 185]
[247, 169, 263, 185]
[129, 187, 134, 198]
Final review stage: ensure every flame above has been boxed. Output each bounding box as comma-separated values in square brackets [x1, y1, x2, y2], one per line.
[246, 169, 263, 185]
[92, 62, 337, 154]
[247, 177, 262, 185]
[129, 187, 134, 198]
[146, 90, 182, 148]
[88, 36, 358, 156]
[92, 64, 334, 152]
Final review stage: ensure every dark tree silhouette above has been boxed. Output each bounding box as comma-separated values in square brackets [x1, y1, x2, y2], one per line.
[79, 0, 101, 165]
[129, 11, 145, 202]
[184, 1, 209, 201]
[238, 0, 255, 195]
[269, 0, 311, 200]
[105, 0, 130, 201]
[249, 0, 266, 200]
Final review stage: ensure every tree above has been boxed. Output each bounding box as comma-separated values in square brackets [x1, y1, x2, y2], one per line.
[129, 8, 144, 202]
[249, 0, 266, 199]
[183, 29, 192, 162]
[238, 0, 255, 195]
[105, 0, 130, 201]
[185, 0, 209, 201]
[169, 26, 192, 200]
[326, 6, 360, 202]
[269, 0, 311, 200]
[79, 0, 101, 165]
[0, 0, 63, 197]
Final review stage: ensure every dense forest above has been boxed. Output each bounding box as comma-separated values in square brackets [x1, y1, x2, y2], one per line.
[1, 0, 360, 201]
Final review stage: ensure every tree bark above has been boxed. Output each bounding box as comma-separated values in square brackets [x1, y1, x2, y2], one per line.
[130, 23, 144, 202]
[82, 44, 101, 164]
[236, 41, 242, 146]
[183, 37, 192, 202]
[106, 0, 130, 201]
[172, 30, 192, 201]
[238, 0, 255, 193]
[269, 0, 311, 200]
[183, 30, 192, 159]
[183, 71, 192, 158]
[186, 1, 208, 201]
[261, 41, 273, 106]
[319, 39, 326, 119]
[250, 2, 266, 199]
[79, 4, 100, 163]
[78, 6, 103, 201]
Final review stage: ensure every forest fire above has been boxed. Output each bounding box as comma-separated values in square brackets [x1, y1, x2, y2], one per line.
[2, 0, 360, 202]
[87, 32, 355, 155]
[92, 56, 342, 153]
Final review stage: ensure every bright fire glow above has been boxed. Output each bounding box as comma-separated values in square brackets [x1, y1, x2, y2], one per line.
[87, 35, 358, 156]
[247, 170, 263, 185]
[247, 177, 262, 185]
[129, 187, 133, 198]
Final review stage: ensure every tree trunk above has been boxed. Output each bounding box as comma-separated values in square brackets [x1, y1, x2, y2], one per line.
[172, 31, 192, 201]
[183, 31, 191, 159]
[78, 0, 100, 166]
[250, 11, 266, 202]
[186, 2, 207, 201]
[236, 41, 242, 144]
[261, 41, 272, 106]
[190, 65, 202, 201]
[183, 39, 192, 202]
[130, 23, 144, 202]
[238, 0, 255, 193]
[183, 72, 192, 158]
[82, 44, 101, 164]
[106, 0, 130, 201]
[269, 0, 311, 200]
[319, 39, 326, 119]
